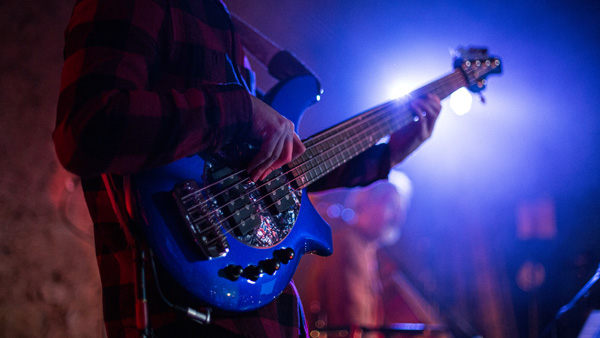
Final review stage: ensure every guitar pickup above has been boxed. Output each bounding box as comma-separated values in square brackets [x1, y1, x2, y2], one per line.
[259, 169, 296, 215]
[220, 197, 259, 237]
[208, 167, 260, 237]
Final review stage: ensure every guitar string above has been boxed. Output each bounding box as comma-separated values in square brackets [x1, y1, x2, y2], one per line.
[185, 93, 412, 218]
[190, 71, 471, 241]
[179, 61, 493, 207]
[180, 68, 466, 207]
[177, 97, 400, 204]
[195, 72, 472, 246]
[174, 64, 482, 245]
[188, 69, 468, 217]
[182, 98, 397, 212]
[198, 110, 451, 249]
[196, 100, 417, 246]
[185, 99, 406, 239]
[180, 94, 402, 211]
[178, 66, 475, 208]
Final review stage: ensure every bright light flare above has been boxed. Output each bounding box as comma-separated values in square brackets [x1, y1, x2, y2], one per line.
[386, 82, 412, 100]
[449, 87, 473, 116]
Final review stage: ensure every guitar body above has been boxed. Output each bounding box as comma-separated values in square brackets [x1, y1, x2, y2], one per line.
[126, 75, 332, 312]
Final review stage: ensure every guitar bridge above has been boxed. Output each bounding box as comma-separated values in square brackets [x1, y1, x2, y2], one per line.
[173, 180, 229, 259]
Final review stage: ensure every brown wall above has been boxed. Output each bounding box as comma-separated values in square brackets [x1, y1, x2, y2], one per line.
[0, 0, 105, 337]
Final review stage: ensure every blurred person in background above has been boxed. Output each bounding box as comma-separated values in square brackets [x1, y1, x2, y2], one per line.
[296, 171, 419, 337]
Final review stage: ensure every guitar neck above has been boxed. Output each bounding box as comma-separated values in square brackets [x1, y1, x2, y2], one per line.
[288, 68, 468, 189]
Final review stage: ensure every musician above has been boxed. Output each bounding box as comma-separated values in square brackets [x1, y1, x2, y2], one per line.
[52, 0, 441, 337]
[296, 177, 411, 337]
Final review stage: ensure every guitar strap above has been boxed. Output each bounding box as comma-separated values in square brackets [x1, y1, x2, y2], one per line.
[230, 12, 318, 82]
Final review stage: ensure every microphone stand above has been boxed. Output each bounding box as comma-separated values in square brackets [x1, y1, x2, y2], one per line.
[542, 263, 600, 338]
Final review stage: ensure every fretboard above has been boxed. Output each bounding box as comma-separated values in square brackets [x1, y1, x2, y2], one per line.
[287, 68, 468, 189]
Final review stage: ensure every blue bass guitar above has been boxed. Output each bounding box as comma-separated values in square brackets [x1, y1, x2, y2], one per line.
[124, 48, 502, 312]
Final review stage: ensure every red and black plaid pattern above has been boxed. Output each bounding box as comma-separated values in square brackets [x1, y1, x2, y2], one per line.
[54, 0, 393, 336]
[54, 0, 253, 178]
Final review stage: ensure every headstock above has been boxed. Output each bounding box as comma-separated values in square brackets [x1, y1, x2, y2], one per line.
[453, 47, 502, 93]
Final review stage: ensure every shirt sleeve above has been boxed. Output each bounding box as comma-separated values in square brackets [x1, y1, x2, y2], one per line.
[53, 0, 253, 178]
[307, 144, 391, 192]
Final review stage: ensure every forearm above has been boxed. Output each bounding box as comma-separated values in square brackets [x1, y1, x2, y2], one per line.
[388, 94, 442, 167]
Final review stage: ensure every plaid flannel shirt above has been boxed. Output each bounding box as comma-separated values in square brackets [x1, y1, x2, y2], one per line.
[54, 0, 391, 337]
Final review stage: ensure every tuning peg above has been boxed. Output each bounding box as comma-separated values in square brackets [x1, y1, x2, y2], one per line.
[476, 79, 487, 90]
